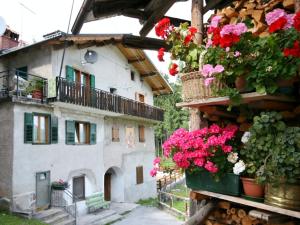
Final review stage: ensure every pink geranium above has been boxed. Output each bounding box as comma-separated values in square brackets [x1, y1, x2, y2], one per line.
[150, 168, 158, 177]
[204, 161, 218, 173]
[265, 9, 295, 32]
[201, 64, 224, 86]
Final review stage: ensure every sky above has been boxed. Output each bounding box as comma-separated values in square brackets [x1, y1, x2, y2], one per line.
[0, 0, 211, 77]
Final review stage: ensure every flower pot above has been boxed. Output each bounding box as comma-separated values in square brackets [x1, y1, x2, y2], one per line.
[180, 71, 225, 102]
[265, 182, 300, 211]
[276, 76, 300, 87]
[32, 89, 43, 99]
[235, 75, 248, 93]
[185, 170, 241, 196]
[241, 177, 264, 198]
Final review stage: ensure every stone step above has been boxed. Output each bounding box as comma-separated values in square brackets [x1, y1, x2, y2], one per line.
[53, 218, 76, 225]
[77, 209, 117, 225]
[93, 213, 123, 225]
[43, 212, 70, 225]
[34, 208, 65, 221]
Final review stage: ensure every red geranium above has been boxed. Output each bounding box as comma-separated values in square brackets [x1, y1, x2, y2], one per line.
[294, 11, 300, 31]
[169, 63, 178, 76]
[157, 48, 165, 62]
[184, 34, 193, 45]
[269, 17, 287, 33]
[283, 40, 300, 58]
[155, 18, 171, 39]
[219, 34, 240, 48]
[189, 27, 198, 36]
[210, 27, 221, 46]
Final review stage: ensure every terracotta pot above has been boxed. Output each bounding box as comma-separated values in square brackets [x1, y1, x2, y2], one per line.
[32, 90, 43, 99]
[241, 177, 264, 198]
[235, 75, 247, 93]
[277, 76, 300, 87]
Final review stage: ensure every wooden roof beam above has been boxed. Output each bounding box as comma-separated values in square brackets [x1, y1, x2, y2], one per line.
[122, 34, 170, 51]
[121, 9, 148, 20]
[141, 72, 157, 78]
[128, 58, 146, 64]
[166, 16, 191, 26]
[140, 0, 181, 37]
[152, 87, 166, 91]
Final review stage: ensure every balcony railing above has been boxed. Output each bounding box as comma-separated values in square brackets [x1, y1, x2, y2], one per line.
[55, 77, 164, 121]
[0, 70, 47, 103]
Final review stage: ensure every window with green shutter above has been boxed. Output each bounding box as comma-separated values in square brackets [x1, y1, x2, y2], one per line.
[24, 113, 33, 143]
[90, 123, 97, 145]
[66, 65, 75, 82]
[90, 74, 95, 88]
[66, 120, 75, 145]
[51, 116, 58, 143]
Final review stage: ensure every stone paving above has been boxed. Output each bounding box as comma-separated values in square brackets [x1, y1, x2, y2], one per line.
[113, 206, 183, 225]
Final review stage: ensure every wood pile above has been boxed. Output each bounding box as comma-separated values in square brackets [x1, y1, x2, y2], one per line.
[204, 201, 298, 225]
[216, 0, 295, 36]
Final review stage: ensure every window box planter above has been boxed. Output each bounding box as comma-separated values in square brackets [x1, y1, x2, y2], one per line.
[51, 182, 68, 190]
[185, 170, 241, 196]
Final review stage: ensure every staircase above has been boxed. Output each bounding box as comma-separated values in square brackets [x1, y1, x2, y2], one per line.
[34, 208, 75, 225]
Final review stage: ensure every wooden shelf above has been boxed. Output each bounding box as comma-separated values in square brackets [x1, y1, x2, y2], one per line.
[193, 190, 300, 219]
[176, 92, 296, 109]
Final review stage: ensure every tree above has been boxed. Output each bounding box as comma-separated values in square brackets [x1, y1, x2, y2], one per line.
[154, 76, 189, 140]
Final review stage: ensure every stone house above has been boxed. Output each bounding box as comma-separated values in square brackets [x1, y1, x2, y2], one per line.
[0, 30, 171, 215]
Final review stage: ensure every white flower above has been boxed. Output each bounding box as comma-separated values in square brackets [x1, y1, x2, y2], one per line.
[227, 152, 239, 164]
[233, 160, 246, 175]
[266, 66, 272, 72]
[241, 132, 251, 144]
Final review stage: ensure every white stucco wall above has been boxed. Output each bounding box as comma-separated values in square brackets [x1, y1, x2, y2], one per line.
[51, 45, 154, 105]
[12, 103, 105, 199]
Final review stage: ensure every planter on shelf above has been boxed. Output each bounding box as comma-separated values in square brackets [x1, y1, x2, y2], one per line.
[32, 89, 43, 99]
[241, 177, 264, 198]
[235, 75, 248, 93]
[180, 71, 225, 102]
[185, 170, 241, 196]
[265, 182, 300, 211]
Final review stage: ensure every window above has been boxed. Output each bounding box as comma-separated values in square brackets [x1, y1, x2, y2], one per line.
[136, 93, 145, 103]
[24, 113, 58, 144]
[65, 65, 95, 88]
[75, 122, 90, 144]
[112, 126, 120, 142]
[130, 71, 135, 81]
[73, 176, 85, 201]
[16, 66, 28, 80]
[65, 120, 97, 145]
[33, 114, 50, 144]
[138, 125, 145, 142]
[136, 166, 144, 184]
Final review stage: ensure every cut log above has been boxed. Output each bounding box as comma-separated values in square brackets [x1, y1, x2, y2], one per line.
[252, 10, 264, 22]
[238, 209, 247, 218]
[232, 214, 241, 224]
[241, 216, 253, 225]
[224, 6, 238, 18]
[184, 201, 217, 225]
[230, 207, 237, 215]
[283, 0, 294, 9]
[218, 201, 231, 210]
[226, 209, 231, 215]
[205, 220, 214, 225]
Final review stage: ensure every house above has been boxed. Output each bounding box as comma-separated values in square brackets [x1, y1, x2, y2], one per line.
[0, 30, 171, 215]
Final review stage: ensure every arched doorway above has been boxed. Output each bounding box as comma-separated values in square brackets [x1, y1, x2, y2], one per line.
[104, 167, 124, 202]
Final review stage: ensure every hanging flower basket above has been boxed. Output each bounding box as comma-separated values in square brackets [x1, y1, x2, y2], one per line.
[180, 71, 225, 102]
[185, 170, 241, 196]
[51, 181, 69, 190]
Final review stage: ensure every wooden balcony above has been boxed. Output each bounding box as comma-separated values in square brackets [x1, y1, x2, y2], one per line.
[55, 77, 164, 121]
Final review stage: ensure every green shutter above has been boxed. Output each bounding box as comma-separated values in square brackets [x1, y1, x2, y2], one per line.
[90, 74, 95, 88]
[66, 120, 75, 145]
[24, 113, 33, 143]
[51, 116, 58, 144]
[66, 65, 74, 82]
[90, 123, 97, 145]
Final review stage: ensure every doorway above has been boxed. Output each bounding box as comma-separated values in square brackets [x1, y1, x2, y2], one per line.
[36, 171, 50, 209]
[104, 167, 124, 202]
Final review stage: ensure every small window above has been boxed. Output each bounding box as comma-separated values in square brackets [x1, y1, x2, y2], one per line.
[136, 166, 144, 184]
[16, 66, 28, 80]
[110, 88, 117, 94]
[131, 71, 135, 81]
[112, 126, 120, 142]
[73, 176, 85, 201]
[33, 114, 50, 144]
[75, 122, 90, 144]
[138, 94, 144, 103]
[138, 125, 145, 143]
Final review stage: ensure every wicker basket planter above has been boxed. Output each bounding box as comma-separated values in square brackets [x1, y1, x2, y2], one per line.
[180, 71, 225, 102]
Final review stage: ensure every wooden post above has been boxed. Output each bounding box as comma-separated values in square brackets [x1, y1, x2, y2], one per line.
[184, 201, 217, 225]
[191, 0, 204, 45]
[295, 0, 300, 12]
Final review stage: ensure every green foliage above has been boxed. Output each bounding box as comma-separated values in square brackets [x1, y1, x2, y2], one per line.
[154, 77, 189, 139]
[136, 198, 158, 207]
[0, 211, 46, 225]
[160, 157, 177, 172]
[241, 112, 300, 184]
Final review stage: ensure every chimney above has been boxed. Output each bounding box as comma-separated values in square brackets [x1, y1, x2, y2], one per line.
[0, 26, 19, 50]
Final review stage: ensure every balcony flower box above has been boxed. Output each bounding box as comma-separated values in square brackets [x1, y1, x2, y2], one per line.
[51, 181, 68, 190]
[185, 170, 241, 196]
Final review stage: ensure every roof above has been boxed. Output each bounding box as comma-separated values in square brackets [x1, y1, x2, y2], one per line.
[0, 33, 172, 95]
[71, 0, 233, 36]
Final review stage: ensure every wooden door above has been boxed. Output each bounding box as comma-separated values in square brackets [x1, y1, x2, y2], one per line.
[104, 173, 111, 201]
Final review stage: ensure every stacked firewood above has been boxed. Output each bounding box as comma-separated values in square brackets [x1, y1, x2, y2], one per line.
[216, 0, 295, 36]
[204, 201, 298, 225]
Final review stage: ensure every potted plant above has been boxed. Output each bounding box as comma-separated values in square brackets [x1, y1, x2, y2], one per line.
[249, 112, 300, 210]
[157, 124, 244, 196]
[51, 179, 69, 190]
[26, 79, 44, 99]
